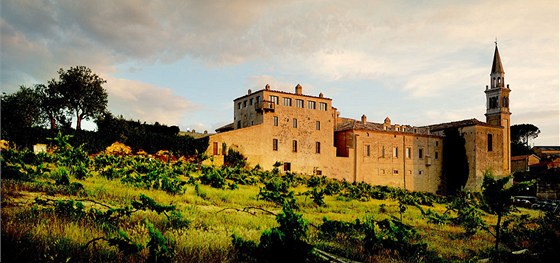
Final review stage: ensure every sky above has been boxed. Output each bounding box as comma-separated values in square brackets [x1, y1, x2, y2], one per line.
[1, 0, 558, 146]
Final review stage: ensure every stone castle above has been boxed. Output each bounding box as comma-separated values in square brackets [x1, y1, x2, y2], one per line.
[206, 45, 511, 193]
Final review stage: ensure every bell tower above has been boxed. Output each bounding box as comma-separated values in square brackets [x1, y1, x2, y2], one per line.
[485, 42, 511, 173]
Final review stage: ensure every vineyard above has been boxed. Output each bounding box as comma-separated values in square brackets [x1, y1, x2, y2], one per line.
[1, 134, 559, 262]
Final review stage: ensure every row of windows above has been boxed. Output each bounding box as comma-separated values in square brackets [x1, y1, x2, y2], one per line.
[273, 116, 321, 130]
[237, 95, 328, 111]
[364, 145, 439, 160]
[271, 95, 328, 111]
[273, 139, 321, 153]
[238, 96, 263, 109]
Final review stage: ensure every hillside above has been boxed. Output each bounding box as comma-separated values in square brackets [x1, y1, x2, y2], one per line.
[1, 139, 558, 262]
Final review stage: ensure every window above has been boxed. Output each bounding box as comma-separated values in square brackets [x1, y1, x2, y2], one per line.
[316, 121, 320, 130]
[250, 98, 254, 105]
[243, 100, 247, 108]
[435, 152, 439, 159]
[488, 134, 493, 151]
[296, 99, 304, 108]
[283, 162, 291, 171]
[435, 141, 439, 147]
[381, 146, 385, 158]
[292, 140, 298, 152]
[269, 95, 279, 105]
[393, 147, 398, 158]
[418, 148, 423, 159]
[319, 102, 327, 111]
[489, 97, 499, 109]
[273, 116, 278, 126]
[393, 169, 399, 174]
[273, 139, 278, 151]
[283, 97, 292, 106]
[237, 121, 241, 129]
[365, 145, 371, 156]
[316, 142, 321, 154]
[256, 96, 261, 103]
[308, 101, 316, 109]
[419, 170, 423, 175]
[237, 102, 242, 109]
[222, 142, 227, 155]
[293, 118, 298, 128]
[316, 170, 322, 175]
[406, 147, 411, 158]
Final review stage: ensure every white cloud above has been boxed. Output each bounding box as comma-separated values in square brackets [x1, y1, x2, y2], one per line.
[106, 77, 197, 126]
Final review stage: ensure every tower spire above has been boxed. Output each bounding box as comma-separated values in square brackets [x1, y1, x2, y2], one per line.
[491, 44, 505, 74]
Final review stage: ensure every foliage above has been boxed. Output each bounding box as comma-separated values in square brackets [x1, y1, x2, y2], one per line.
[257, 176, 294, 206]
[1, 86, 44, 137]
[481, 172, 519, 256]
[511, 124, 540, 147]
[224, 148, 247, 168]
[318, 215, 431, 262]
[441, 128, 469, 195]
[48, 66, 108, 130]
[233, 199, 314, 262]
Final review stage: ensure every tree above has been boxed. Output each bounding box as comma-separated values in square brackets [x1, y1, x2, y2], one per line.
[481, 172, 529, 260]
[1, 86, 43, 134]
[49, 66, 108, 130]
[511, 124, 540, 147]
[35, 84, 70, 130]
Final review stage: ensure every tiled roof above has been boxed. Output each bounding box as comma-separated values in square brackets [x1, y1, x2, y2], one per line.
[215, 123, 234, 133]
[511, 154, 540, 161]
[533, 146, 560, 151]
[335, 119, 432, 135]
[423, 118, 500, 131]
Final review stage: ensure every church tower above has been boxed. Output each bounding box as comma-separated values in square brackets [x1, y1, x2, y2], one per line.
[485, 43, 511, 173]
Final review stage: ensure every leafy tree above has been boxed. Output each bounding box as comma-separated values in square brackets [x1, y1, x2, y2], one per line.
[480, 172, 531, 259]
[1, 86, 44, 140]
[511, 124, 540, 147]
[35, 83, 70, 129]
[49, 66, 108, 130]
[511, 124, 540, 156]
[482, 173, 512, 254]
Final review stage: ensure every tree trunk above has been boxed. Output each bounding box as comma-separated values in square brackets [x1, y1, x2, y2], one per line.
[494, 214, 502, 262]
[76, 113, 82, 130]
[49, 114, 57, 130]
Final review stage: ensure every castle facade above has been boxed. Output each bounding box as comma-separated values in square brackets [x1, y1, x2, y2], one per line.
[206, 45, 511, 193]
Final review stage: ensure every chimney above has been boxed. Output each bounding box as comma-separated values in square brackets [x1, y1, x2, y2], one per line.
[361, 114, 367, 124]
[384, 117, 391, 126]
[295, 84, 302, 95]
[248, 89, 252, 95]
[265, 84, 270, 90]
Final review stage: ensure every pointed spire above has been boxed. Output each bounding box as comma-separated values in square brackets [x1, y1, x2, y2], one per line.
[491, 43, 505, 74]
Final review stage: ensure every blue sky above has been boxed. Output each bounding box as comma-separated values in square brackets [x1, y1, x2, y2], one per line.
[1, 0, 558, 145]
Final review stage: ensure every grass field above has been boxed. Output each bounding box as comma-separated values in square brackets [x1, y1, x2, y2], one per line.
[1, 146, 555, 262]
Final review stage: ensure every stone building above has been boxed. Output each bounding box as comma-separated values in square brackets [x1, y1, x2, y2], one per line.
[511, 154, 540, 173]
[206, 45, 511, 193]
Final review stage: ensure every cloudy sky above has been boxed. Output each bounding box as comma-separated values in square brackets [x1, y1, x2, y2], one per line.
[1, 0, 558, 145]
